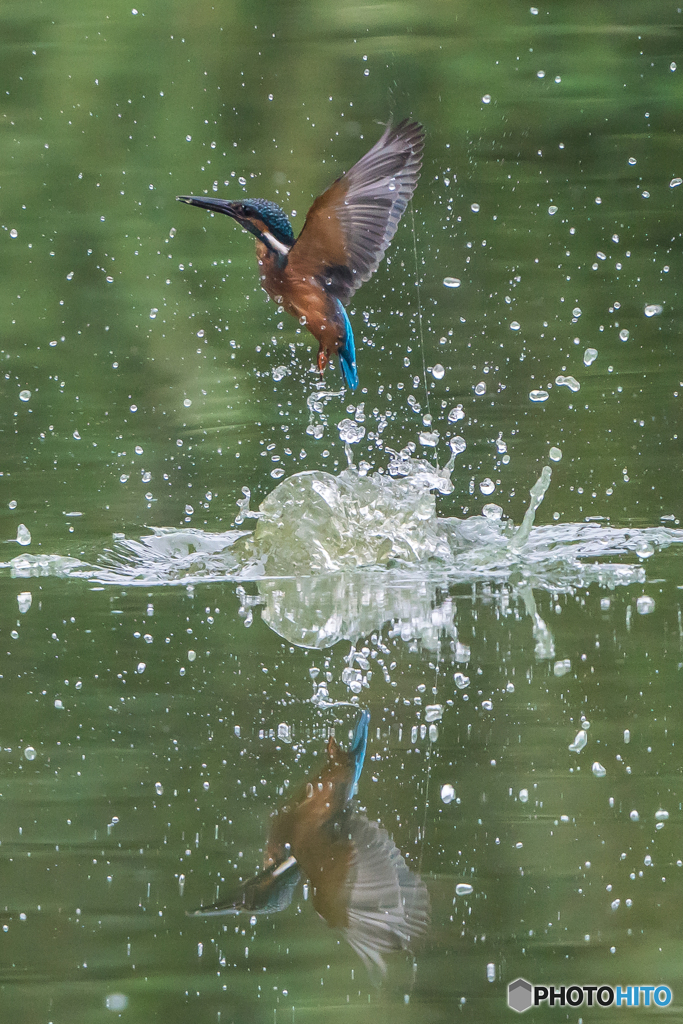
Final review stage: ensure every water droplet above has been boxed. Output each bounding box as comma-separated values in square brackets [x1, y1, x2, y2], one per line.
[277, 723, 292, 743]
[443, 277, 461, 288]
[136, 662, 145, 674]
[23, 746, 36, 761]
[105, 994, 128, 1011]
[431, 363, 445, 380]
[425, 704, 443, 722]
[470, 203, 480, 213]
[155, 782, 163, 795]
[17, 592, 32, 613]
[10, 228, 18, 238]
[569, 729, 587, 753]
[418, 430, 440, 447]
[644, 304, 663, 317]
[149, 308, 158, 319]
[655, 809, 669, 821]
[450, 435, 466, 456]
[448, 405, 465, 423]
[272, 365, 289, 381]
[338, 419, 365, 444]
[187, 650, 197, 662]
[455, 883, 473, 895]
[555, 375, 580, 392]
[553, 658, 571, 676]
[629, 809, 639, 822]
[519, 788, 529, 803]
[440, 784, 455, 804]
[624, 729, 630, 744]
[548, 205, 558, 215]
[482, 503, 503, 520]
[584, 347, 598, 365]
[482, 94, 491, 104]
[454, 672, 470, 689]
[16, 524, 31, 546]
[572, 307, 582, 318]
[510, 321, 520, 330]
[636, 595, 655, 615]
[537, 70, 546, 78]
[19, 390, 31, 402]
[54, 699, 64, 710]
[671, 62, 677, 72]
[529, 389, 549, 402]
[479, 478, 495, 496]
[592, 762, 606, 778]
[548, 446, 562, 462]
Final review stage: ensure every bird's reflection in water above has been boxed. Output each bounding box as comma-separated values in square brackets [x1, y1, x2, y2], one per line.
[188, 711, 430, 983]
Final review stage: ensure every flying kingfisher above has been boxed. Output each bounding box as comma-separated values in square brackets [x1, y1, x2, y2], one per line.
[177, 119, 425, 390]
[187, 709, 430, 983]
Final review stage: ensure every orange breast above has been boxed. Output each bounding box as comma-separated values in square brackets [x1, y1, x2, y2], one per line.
[255, 241, 345, 356]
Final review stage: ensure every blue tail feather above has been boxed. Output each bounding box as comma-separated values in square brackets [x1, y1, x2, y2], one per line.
[336, 301, 358, 391]
[348, 709, 370, 792]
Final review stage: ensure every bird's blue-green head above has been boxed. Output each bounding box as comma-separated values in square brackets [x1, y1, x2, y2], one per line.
[177, 195, 295, 255]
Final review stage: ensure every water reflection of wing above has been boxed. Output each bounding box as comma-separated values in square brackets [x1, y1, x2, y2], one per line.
[340, 816, 430, 984]
[187, 855, 301, 916]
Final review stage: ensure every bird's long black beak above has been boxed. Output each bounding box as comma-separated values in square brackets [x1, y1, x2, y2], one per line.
[176, 196, 241, 219]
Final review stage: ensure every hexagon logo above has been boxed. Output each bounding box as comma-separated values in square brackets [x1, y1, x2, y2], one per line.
[508, 977, 533, 1012]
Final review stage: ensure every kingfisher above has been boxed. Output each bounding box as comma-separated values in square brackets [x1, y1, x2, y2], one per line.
[188, 709, 430, 983]
[177, 119, 425, 390]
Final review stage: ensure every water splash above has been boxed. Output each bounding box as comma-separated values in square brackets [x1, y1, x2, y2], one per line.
[246, 457, 457, 576]
[509, 466, 552, 552]
[1, 457, 682, 650]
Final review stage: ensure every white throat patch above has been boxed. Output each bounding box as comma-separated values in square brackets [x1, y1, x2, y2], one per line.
[262, 230, 290, 256]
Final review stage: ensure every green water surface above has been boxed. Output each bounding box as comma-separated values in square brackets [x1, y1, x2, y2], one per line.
[1, 1, 683, 1021]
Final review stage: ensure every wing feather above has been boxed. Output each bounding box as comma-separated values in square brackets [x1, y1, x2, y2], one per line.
[340, 816, 430, 982]
[288, 119, 425, 303]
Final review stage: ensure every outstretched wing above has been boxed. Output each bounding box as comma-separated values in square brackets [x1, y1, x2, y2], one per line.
[288, 119, 425, 303]
[341, 816, 430, 985]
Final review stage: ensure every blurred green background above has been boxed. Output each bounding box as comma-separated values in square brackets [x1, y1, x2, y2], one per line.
[1, 0, 683, 1021]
